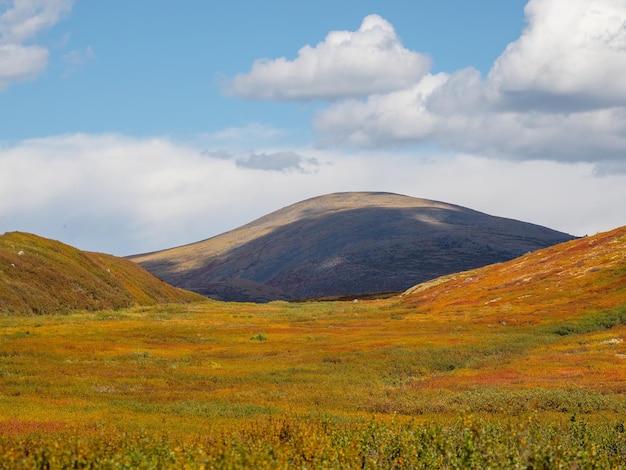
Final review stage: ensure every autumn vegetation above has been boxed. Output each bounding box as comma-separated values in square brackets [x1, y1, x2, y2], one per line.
[0, 227, 625, 467]
[0, 232, 202, 315]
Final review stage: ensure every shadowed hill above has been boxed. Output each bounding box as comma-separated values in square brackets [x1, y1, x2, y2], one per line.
[129, 192, 575, 302]
[0, 232, 204, 314]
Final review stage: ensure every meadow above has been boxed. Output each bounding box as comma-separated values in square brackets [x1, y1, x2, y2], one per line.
[1, 295, 626, 468]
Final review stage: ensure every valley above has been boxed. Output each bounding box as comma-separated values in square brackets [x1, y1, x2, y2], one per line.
[0, 226, 625, 467]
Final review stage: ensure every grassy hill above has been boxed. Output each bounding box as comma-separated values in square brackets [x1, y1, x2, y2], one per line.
[0, 227, 625, 466]
[0, 231, 203, 314]
[130, 192, 574, 302]
[401, 225, 626, 320]
[393, 224, 626, 392]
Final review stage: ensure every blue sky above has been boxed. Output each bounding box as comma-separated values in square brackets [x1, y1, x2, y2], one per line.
[1, 1, 526, 140]
[1, 0, 626, 255]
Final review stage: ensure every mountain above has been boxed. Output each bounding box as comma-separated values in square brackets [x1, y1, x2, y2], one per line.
[0, 232, 204, 315]
[129, 192, 575, 302]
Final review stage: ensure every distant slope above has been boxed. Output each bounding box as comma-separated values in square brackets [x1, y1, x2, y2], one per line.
[129, 192, 575, 302]
[0, 232, 204, 314]
[401, 225, 626, 319]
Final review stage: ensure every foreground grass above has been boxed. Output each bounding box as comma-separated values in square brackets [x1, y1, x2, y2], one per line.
[1, 299, 626, 467]
[1, 413, 625, 469]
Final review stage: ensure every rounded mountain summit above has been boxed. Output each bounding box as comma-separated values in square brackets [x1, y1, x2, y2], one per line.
[129, 192, 575, 302]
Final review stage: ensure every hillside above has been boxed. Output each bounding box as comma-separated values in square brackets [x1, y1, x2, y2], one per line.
[401, 225, 626, 318]
[394, 225, 626, 390]
[0, 232, 203, 314]
[129, 192, 575, 302]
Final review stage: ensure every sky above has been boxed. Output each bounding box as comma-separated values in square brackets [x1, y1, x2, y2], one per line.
[1, 0, 626, 256]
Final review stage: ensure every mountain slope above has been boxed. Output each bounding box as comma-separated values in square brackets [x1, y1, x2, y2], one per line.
[0, 232, 204, 314]
[129, 192, 575, 302]
[396, 225, 626, 391]
[401, 225, 626, 319]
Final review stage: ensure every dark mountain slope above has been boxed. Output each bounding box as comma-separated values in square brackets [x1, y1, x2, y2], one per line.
[130, 192, 575, 302]
[0, 232, 203, 314]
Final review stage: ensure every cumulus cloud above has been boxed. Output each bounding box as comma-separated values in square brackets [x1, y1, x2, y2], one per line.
[489, 0, 626, 109]
[307, 1, 626, 167]
[0, 0, 72, 89]
[227, 14, 431, 101]
[314, 73, 448, 147]
[0, 43, 47, 88]
[0, 0, 72, 43]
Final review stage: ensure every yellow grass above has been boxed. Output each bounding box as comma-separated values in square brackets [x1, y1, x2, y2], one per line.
[1, 294, 625, 433]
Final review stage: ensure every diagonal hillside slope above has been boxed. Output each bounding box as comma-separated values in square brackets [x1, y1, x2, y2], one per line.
[0, 232, 204, 315]
[395, 225, 626, 392]
[401, 225, 626, 320]
[129, 192, 575, 302]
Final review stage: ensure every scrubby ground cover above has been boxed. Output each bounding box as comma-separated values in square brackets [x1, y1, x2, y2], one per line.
[1, 227, 625, 467]
[1, 297, 625, 468]
[1, 413, 625, 468]
[0, 232, 203, 315]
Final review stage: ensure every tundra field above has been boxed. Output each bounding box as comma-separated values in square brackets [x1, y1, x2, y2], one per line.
[1, 228, 626, 467]
[1, 300, 626, 468]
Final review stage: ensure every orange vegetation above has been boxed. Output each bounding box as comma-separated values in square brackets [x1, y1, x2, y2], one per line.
[0, 226, 624, 467]
[0, 232, 203, 314]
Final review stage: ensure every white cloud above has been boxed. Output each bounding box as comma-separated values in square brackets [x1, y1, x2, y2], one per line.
[227, 14, 431, 101]
[443, 107, 626, 161]
[0, 43, 47, 88]
[0, 0, 72, 43]
[2, 134, 626, 256]
[0, 0, 72, 89]
[314, 73, 447, 147]
[316, 83, 626, 162]
[310, 1, 626, 168]
[489, 0, 626, 109]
